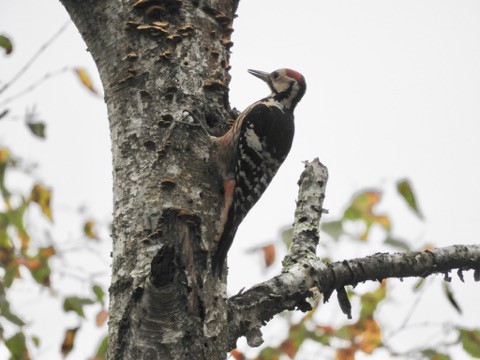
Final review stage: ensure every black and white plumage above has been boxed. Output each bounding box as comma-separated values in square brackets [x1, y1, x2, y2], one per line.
[212, 68, 307, 275]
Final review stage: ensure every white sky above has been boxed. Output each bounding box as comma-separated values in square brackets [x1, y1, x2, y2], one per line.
[1, 1, 480, 359]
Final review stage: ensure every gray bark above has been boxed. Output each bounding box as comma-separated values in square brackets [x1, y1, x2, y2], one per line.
[60, 0, 238, 358]
[58, 2, 480, 359]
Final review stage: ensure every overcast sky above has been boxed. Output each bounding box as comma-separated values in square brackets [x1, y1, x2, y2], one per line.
[1, 1, 480, 359]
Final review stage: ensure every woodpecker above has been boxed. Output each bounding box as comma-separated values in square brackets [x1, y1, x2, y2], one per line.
[212, 68, 306, 275]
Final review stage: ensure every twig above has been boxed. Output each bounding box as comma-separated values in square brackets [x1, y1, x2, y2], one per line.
[0, 67, 70, 106]
[0, 20, 70, 96]
[384, 279, 431, 340]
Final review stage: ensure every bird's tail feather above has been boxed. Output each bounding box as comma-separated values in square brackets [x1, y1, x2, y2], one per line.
[212, 202, 237, 276]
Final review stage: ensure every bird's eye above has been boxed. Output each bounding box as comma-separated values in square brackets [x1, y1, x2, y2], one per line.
[272, 71, 279, 79]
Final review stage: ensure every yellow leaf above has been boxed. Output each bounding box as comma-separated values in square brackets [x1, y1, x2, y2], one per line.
[39, 246, 56, 257]
[0, 148, 9, 163]
[84, 220, 98, 239]
[74, 67, 98, 95]
[30, 183, 53, 221]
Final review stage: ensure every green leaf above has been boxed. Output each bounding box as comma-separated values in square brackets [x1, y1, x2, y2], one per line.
[94, 336, 108, 359]
[384, 237, 411, 251]
[32, 336, 40, 347]
[0, 35, 13, 55]
[5, 332, 28, 359]
[343, 191, 390, 240]
[0, 299, 25, 326]
[459, 328, 480, 358]
[257, 346, 282, 360]
[421, 349, 451, 360]
[93, 285, 105, 306]
[26, 122, 46, 139]
[23, 246, 55, 287]
[360, 281, 387, 319]
[63, 296, 95, 317]
[8, 199, 30, 251]
[396, 179, 424, 220]
[83, 220, 98, 240]
[321, 220, 343, 240]
[30, 183, 53, 221]
[29, 261, 51, 287]
[443, 283, 462, 314]
[4, 266, 18, 288]
[412, 278, 425, 292]
[0, 148, 10, 199]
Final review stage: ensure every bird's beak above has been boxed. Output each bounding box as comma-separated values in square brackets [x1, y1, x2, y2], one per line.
[248, 69, 269, 83]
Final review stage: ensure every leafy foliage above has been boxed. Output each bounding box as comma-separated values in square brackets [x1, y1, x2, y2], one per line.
[459, 328, 480, 358]
[25, 122, 46, 139]
[245, 180, 478, 359]
[0, 31, 108, 359]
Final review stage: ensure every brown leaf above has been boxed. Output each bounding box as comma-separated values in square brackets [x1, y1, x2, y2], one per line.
[96, 310, 109, 327]
[358, 317, 382, 354]
[316, 325, 335, 334]
[39, 246, 56, 257]
[262, 244, 276, 267]
[17, 257, 42, 270]
[230, 349, 245, 360]
[61, 327, 79, 357]
[279, 339, 297, 358]
[335, 347, 355, 360]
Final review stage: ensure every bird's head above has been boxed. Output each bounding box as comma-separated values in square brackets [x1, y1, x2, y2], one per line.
[248, 68, 306, 111]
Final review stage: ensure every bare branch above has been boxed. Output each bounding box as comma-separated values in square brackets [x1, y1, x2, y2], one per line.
[323, 244, 480, 289]
[228, 159, 329, 348]
[227, 159, 480, 349]
[283, 158, 328, 267]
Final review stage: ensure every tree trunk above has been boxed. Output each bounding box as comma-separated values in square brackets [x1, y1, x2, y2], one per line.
[60, 0, 239, 358]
